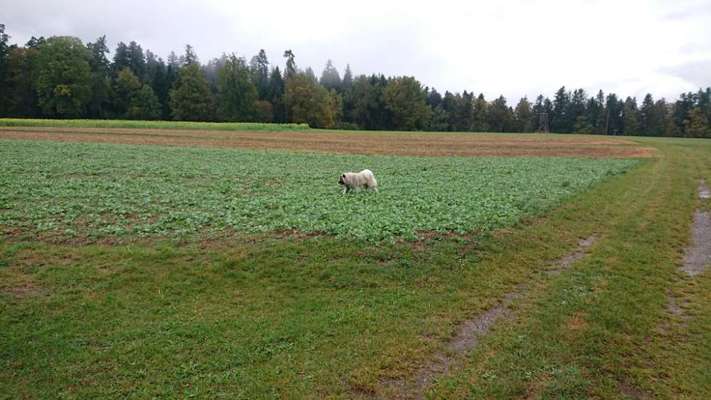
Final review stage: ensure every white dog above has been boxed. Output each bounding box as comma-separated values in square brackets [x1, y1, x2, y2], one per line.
[338, 169, 378, 194]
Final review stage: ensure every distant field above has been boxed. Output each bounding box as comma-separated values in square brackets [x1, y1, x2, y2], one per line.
[0, 118, 309, 131]
[1, 128, 709, 400]
[0, 139, 635, 241]
[0, 124, 653, 158]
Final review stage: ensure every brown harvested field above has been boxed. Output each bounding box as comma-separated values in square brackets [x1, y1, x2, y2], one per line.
[0, 126, 654, 158]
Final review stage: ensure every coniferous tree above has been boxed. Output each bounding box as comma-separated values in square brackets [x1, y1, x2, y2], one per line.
[428, 105, 450, 131]
[654, 99, 671, 136]
[514, 97, 534, 132]
[203, 55, 226, 93]
[217, 54, 258, 121]
[426, 88, 443, 109]
[182, 44, 198, 66]
[86, 36, 111, 118]
[672, 92, 695, 136]
[341, 64, 353, 91]
[453, 91, 474, 131]
[169, 62, 214, 121]
[640, 94, 658, 136]
[127, 41, 146, 79]
[551, 86, 571, 132]
[584, 91, 603, 134]
[605, 93, 624, 134]
[304, 67, 317, 82]
[622, 97, 640, 135]
[112, 42, 130, 75]
[283, 50, 296, 79]
[319, 60, 341, 92]
[441, 91, 457, 130]
[349, 74, 391, 130]
[472, 93, 488, 131]
[249, 49, 270, 100]
[144, 51, 170, 118]
[592, 90, 606, 134]
[0, 24, 10, 115]
[167, 51, 179, 67]
[569, 89, 588, 132]
[268, 67, 286, 122]
[487, 95, 514, 132]
[161, 53, 180, 118]
[112, 41, 146, 79]
[532, 95, 547, 132]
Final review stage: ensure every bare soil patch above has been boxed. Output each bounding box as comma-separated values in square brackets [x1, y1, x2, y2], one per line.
[1, 282, 42, 299]
[547, 236, 597, 275]
[681, 181, 711, 276]
[0, 127, 654, 158]
[699, 179, 710, 200]
[617, 380, 649, 400]
[682, 212, 711, 276]
[666, 294, 684, 317]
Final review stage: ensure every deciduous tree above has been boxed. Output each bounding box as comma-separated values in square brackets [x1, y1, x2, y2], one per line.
[127, 85, 161, 120]
[35, 36, 92, 117]
[285, 72, 337, 128]
[383, 76, 431, 131]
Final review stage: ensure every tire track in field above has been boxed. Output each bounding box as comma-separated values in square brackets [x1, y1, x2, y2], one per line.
[681, 180, 711, 277]
[664, 180, 711, 325]
[375, 236, 598, 400]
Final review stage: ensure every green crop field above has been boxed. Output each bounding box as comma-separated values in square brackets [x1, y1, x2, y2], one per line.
[0, 140, 635, 241]
[1, 127, 710, 400]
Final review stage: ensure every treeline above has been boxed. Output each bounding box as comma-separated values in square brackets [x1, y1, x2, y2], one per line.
[1, 25, 710, 137]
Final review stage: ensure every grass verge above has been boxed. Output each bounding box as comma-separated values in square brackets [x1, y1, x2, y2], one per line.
[0, 118, 309, 131]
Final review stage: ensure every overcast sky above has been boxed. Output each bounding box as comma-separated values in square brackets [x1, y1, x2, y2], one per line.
[3, 0, 711, 101]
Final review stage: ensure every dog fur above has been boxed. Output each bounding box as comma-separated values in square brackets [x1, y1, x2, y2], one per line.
[338, 169, 378, 194]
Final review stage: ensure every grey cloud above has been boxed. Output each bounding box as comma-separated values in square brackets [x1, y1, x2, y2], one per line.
[662, 1, 711, 20]
[662, 60, 711, 88]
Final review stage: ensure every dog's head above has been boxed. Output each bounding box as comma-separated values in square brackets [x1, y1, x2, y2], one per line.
[338, 173, 346, 185]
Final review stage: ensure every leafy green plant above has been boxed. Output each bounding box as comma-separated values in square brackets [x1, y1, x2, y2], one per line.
[0, 140, 637, 241]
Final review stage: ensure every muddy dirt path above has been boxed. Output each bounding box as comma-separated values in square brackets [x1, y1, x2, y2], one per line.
[681, 181, 711, 276]
[378, 236, 598, 400]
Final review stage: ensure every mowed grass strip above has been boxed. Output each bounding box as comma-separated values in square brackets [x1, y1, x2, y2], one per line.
[0, 118, 309, 131]
[425, 138, 711, 400]
[0, 139, 636, 241]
